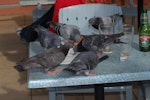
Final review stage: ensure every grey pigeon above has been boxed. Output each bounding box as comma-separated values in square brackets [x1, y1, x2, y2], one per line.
[89, 13, 122, 30]
[33, 25, 61, 49]
[14, 42, 73, 74]
[63, 51, 109, 76]
[47, 21, 81, 42]
[74, 33, 124, 52]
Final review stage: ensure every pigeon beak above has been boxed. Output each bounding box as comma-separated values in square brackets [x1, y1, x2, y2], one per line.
[73, 35, 85, 46]
[16, 28, 22, 36]
[73, 41, 78, 46]
[14, 65, 25, 72]
[80, 35, 85, 40]
[68, 40, 75, 44]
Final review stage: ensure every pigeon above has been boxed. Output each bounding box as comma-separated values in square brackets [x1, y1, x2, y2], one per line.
[74, 33, 125, 53]
[47, 21, 81, 43]
[17, 5, 55, 43]
[14, 42, 73, 74]
[17, 26, 38, 43]
[33, 25, 61, 49]
[89, 13, 122, 30]
[63, 51, 109, 76]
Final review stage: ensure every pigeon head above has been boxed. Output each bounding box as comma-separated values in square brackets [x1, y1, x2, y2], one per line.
[14, 65, 26, 72]
[89, 13, 122, 30]
[89, 17, 103, 29]
[18, 26, 38, 42]
[89, 17, 102, 26]
[70, 30, 81, 42]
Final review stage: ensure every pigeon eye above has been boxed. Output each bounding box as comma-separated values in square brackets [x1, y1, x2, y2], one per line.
[67, 18, 69, 21]
[85, 17, 87, 20]
[76, 17, 78, 20]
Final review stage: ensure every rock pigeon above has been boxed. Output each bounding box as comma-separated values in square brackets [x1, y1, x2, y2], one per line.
[17, 5, 55, 43]
[33, 25, 61, 49]
[63, 51, 109, 76]
[47, 21, 81, 43]
[89, 13, 122, 30]
[14, 42, 73, 74]
[74, 33, 124, 53]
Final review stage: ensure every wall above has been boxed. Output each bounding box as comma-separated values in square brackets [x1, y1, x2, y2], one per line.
[0, 0, 19, 5]
[0, 0, 150, 16]
[1, 0, 150, 5]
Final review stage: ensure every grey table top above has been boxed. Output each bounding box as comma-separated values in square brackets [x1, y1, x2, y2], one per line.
[28, 35, 150, 88]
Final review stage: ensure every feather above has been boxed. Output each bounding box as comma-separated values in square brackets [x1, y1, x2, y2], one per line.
[63, 51, 109, 76]
[14, 42, 73, 74]
[33, 25, 61, 49]
[47, 21, 81, 42]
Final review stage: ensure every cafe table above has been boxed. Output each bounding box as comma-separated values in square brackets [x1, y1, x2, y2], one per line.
[27, 35, 150, 100]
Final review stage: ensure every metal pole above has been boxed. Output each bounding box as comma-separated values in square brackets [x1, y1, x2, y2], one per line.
[138, 0, 143, 28]
[95, 84, 104, 100]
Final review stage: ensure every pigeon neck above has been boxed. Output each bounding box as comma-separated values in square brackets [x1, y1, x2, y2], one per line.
[60, 45, 71, 56]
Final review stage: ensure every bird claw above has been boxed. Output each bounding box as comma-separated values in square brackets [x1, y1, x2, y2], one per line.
[46, 68, 63, 75]
[85, 71, 96, 76]
[87, 72, 96, 76]
[76, 71, 96, 76]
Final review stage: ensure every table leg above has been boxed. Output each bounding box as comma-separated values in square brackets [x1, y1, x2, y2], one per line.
[49, 88, 56, 100]
[125, 85, 133, 100]
[138, 0, 143, 28]
[94, 84, 104, 100]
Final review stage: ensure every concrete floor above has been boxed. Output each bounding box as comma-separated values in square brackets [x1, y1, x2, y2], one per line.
[0, 14, 30, 100]
[0, 16, 27, 100]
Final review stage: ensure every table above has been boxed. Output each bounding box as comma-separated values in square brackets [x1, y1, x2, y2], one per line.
[28, 35, 150, 100]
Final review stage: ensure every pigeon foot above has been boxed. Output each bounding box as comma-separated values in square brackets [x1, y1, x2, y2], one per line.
[47, 68, 63, 75]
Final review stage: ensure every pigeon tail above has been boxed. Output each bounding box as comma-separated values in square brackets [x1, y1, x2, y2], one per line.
[98, 55, 109, 62]
[104, 32, 125, 45]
